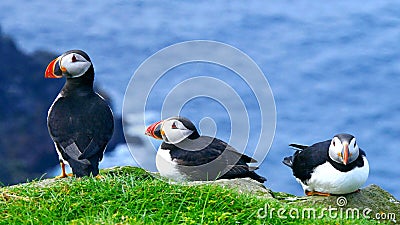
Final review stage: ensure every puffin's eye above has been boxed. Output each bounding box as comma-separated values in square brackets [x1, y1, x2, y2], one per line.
[72, 55, 77, 62]
[332, 141, 336, 147]
[354, 142, 357, 148]
[171, 122, 178, 129]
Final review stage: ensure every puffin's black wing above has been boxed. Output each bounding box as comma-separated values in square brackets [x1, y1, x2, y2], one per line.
[166, 136, 253, 165]
[289, 140, 331, 183]
[48, 93, 114, 176]
[164, 136, 266, 182]
[204, 138, 266, 182]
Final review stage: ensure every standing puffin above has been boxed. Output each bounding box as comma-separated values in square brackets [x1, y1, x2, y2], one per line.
[45, 50, 114, 178]
[145, 116, 266, 183]
[283, 133, 369, 196]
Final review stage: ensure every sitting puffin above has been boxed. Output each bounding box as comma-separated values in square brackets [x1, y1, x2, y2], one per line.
[145, 116, 266, 183]
[45, 50, 114, 178]
[283, 133, 369, 196]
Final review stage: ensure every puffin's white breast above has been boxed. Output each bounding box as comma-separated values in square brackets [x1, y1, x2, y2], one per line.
[155, 148, 186, 181]
[299, 156, 369, 194]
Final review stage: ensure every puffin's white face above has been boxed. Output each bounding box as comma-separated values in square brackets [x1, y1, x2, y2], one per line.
[59, 53, 92, 78]
[329, 136, 359, 165]
[161, 119, 194, 144]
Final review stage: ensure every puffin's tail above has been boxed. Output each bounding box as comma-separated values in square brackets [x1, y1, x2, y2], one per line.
[219, 166, 267, 183]
[248, 171, 267, 183]
[68, 159, 99, 177]
[289, 143, 308, 150]
[282, 156, 293, 168]
[283, 143, 308, 168]
[63, 142, 99, 177]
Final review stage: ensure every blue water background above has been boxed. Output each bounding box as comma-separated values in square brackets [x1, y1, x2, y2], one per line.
[1, 1, 399, 198]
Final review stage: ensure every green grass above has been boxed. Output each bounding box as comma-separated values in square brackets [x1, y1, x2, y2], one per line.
[0, 166, 386, 224]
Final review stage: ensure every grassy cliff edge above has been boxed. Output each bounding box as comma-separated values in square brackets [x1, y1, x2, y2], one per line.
[0, 166, 397, 224]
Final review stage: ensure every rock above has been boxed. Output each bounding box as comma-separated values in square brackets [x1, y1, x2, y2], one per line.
[157, 172, 398, 222]
[345, 185, 399, 213]
[279, 184, 399, 222]
[152, 176, 274, 198]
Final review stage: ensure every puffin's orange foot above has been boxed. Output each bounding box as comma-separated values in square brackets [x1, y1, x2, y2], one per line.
[54, 162, 73, 178]
[305, 191, 331, 196]
[55, 174, 67, 179]
[95, 174, 104, 179]
[55, 173, 73, 179]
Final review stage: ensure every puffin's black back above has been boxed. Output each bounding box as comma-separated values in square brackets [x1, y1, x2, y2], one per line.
[161, 136, 266, 183]
[291, 140, 331, 182]
[48, 93, 114, 177]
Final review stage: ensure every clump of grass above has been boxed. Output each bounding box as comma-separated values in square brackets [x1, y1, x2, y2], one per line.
[0, 166, 385, 224]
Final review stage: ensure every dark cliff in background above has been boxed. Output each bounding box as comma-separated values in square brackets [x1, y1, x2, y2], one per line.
[0, 26, 124, 185]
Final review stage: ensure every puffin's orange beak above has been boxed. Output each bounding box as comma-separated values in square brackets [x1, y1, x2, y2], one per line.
[45, 57, 63, 78]
[342, 143, 349, 165]
[145, 121, 163, 140]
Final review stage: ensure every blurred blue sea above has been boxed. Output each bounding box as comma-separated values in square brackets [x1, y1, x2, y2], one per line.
[1, 1, 399, 198]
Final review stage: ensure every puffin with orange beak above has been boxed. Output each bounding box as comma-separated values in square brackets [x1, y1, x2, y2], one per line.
[45, 50, 114, 178]
[283, 133, 369, 196]
[145, 116, 267, 183]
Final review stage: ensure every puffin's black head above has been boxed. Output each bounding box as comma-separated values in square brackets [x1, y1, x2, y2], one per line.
[145, 116, 200, 144]
[328, 133, 359, 165]
[45, 50, 93, 79]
